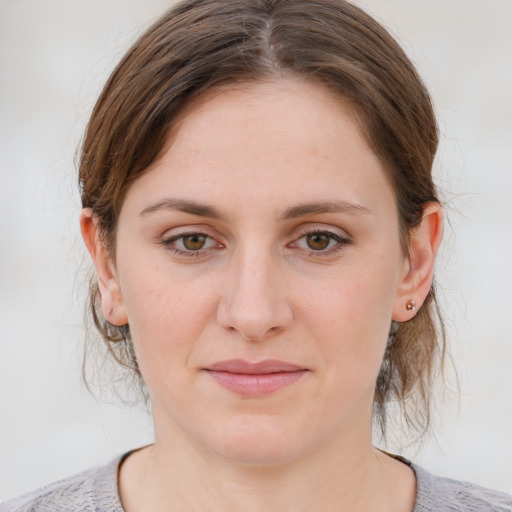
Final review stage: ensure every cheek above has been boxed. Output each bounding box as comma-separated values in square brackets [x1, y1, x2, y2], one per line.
[296, 261, 398, 380]
[118, 261, 220, 374]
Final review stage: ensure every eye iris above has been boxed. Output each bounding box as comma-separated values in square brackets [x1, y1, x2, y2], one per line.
[183, 234, 206, 250]
[306, 233, 330, 250]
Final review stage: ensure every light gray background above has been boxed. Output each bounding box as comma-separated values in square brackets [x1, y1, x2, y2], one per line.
[1, 0, 511, 501]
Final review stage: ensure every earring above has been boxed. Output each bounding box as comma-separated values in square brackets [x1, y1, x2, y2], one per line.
[406, 299, 416, 311]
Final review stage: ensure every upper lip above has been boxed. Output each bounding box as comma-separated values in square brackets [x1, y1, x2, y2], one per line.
[206, 359, 307, 374]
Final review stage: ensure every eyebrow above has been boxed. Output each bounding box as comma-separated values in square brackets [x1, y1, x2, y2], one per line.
[139, 198, 224, 219]
[139, 198, 372, 220]
[278, 200, 372, 220]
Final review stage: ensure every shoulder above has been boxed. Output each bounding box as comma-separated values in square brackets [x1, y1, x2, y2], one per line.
[0, 457, 124, 512]
[412, 463, 512, 512]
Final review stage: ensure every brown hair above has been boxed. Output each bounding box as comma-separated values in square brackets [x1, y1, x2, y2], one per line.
[79, 0, 445, 437]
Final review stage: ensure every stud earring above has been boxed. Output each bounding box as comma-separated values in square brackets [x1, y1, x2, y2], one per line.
[406, 299, 416, 311]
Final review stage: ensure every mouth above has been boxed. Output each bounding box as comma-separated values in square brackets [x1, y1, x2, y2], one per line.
[203, 359, 310, 397]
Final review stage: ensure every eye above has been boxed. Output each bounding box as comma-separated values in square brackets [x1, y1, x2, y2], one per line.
[180, 234, 209, 251]
[293, 230, 350, 255]
[160, 231, 221, 256]
[305, 232, 332, 251]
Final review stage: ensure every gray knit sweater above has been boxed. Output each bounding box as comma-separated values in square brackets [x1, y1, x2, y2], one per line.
[1, 454, 511, 511]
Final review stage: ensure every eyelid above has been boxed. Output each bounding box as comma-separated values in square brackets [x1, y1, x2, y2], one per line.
[158, 224, 224, 241]
[291, 223, 352, 243]
[288, 225, 352, 256]
[158, 226, 224, 256]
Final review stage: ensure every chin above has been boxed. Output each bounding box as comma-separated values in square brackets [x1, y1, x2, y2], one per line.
[202, 415, 311, 467]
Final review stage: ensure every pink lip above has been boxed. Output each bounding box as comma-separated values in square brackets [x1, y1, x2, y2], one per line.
[204, 359, 309, 397]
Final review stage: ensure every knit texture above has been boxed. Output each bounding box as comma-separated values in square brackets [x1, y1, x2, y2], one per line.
[1, 454, 511, 511]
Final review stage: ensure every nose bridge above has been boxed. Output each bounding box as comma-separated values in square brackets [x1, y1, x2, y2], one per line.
[217, 239, 291, 340]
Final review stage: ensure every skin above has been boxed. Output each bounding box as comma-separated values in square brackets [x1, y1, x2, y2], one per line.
[81, 78, 442, 511]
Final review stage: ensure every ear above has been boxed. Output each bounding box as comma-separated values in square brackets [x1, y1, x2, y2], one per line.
[392, 202, 443, 322]
[80, 208, 128, 326]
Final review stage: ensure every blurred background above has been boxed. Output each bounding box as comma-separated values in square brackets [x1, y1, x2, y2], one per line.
[0, 0, 511, 500]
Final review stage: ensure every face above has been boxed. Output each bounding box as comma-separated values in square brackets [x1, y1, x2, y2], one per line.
[102, 79, 412, 465]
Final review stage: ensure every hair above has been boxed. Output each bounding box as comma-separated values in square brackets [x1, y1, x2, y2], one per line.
[79, 0, 445, 438]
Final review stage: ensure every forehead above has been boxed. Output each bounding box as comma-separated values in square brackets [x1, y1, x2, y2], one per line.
[123, 78, 396, 220]
[165, 78, 367, 165]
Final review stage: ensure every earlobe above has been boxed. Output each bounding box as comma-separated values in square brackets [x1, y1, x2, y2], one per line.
[79, 208, 128, 326]
[392, 202, 443, 322]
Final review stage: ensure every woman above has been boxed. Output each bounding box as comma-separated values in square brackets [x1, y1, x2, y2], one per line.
[2, 0, 510, 510]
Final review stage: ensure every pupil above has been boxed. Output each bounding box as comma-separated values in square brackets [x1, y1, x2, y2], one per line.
[307, 233, 329, 250]
[183, 234, 206, 250]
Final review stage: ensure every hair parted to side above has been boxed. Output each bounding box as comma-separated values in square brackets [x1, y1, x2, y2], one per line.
[79, 0, 445, 438]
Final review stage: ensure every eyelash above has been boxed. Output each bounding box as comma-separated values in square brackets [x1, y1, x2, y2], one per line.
[159, 229, 351, 258]
[159, 232, 223, 258]
[291, 229, 351, 257]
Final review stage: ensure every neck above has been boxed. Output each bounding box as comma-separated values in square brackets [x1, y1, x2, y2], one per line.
[119, 418, 415, 512]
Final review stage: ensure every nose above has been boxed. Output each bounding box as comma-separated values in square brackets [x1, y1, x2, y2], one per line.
[216, 245, 293, 341]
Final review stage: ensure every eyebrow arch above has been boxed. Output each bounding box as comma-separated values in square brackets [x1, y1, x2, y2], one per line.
[279, 200, 372, 220]
[139, 198, 224, 219]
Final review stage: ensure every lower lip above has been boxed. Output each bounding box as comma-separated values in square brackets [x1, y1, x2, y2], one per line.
[206, 370, 308, 397]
